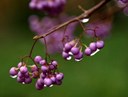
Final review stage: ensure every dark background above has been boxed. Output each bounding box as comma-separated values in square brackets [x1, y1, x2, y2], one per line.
[0, 0, 128, 97]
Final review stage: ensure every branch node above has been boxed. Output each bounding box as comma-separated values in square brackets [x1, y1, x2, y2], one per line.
[78, 5, 86, 12]
[33, 35, 39, 40]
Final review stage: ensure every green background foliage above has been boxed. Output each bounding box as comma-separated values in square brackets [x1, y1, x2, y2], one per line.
[0, 0, 128, 97]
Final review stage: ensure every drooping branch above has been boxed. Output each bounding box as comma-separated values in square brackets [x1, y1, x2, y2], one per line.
[33, 0, 111, 40]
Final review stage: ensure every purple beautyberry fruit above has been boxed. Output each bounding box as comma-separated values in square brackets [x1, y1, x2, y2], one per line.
[20, 66, 28, 74]
[56, 73, 64, 81]
[25, 77, 32, 84]
[44, 77, 52, 87]
[17, 71, 23, 78]
[89, 42, 97, 51]
[39, 60, 46, 65]
[41, 66, 49, 72]
[9, 67, 18, 76]
[35, 83, 44, 90]
[49, 64, 55, 70]
[40, 73, 46, 79]
[96, 40, 104, 49]
[85, 47, 92, 56]
[50, 76, 56, 83]
[17, 76, 25, 83]
[36, 78, 44, 86]
[62, 51, 70, 59]
[71, 47, 79, 55]
[34, 56, 42, 63]
[64, 43, 72, 52]
[17, 62, 23, 68]
[74, 52, 83, 61]
[32, 71, 39, 78]
[51, 60, 58, 67]
[31, 65, 38, 72]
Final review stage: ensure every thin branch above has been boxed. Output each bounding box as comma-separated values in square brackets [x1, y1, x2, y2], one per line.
[33, 0, 111, 40]
[29, 39, 38, 57]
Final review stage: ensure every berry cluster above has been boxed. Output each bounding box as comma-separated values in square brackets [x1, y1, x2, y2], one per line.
[62, 39, 104, 61]
[29, 0, 66, 16]
[84, 40, 104, 56]
[62, 40, 83, 61]
[9, 56, 64, 90]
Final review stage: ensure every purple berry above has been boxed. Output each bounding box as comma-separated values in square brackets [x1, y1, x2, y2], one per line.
[74, 52, 83, 61]
[25, 77, 32, 84]
[89, 42, 97, 51]
[85, 48, 92, 56]
[31, 65, 38, 72]
[35, 83, 44, 90]
[96, 40, 104, 49]
[64, 43, 72, 52]
[41, 66, 49, 72]
[34, 56, 42, 63]
[39, 60, 46, 65]
[32, 71, 39, 78]
[9, 67, 18, 76]
[62, 51, 70, 59]
[51, 60, 58, 67]
[17, 77, 25, 83]
[71, 47, 79, 55]
[49, 64, 55, 70]
[36, 78, 44, 86]
[50, 76, 56, 83]
[24, 72, 30, 78]
[20, 66, 28, 74]
[44, 77, 52, 86]
[56, 73, 64, 81]
[40, 73, 46, 79]
[17, 71, 23, 78]
[17, 62, 23, 68]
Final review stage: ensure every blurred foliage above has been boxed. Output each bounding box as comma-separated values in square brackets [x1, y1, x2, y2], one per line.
[0, 0, 128, 97]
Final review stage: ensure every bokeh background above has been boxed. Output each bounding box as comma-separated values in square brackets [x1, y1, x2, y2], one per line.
[0, 0, 128, 97]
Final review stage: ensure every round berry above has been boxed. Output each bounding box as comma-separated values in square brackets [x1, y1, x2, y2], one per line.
[64, 43, 72, 52]
[9, 67, 18, 76]
[20, 66, 28, 74]
[32, 71, 39, 78]
[35, 83, 44, 90]
[34, 56, 42, 63]
[56, 73, 64, 81]
[85, 47, 92, 56]
[49, 64, 55, 70]
[17, 76, 25, 83]
[62, 51, 70, 59]
[31, 65, 38, 72]
[44, 77, 52, 86]
[51, 60, 58, 67]
[71, 47, 79, 55]
[25, 77, 32, 84]
[36, 78, 44, 86]
[40, 73, 46, 79]
[41, 66, 49, 72]
[74, 52, 83, 61]
[50, 76, 56, 83]
[39, 60, 46, 65]
[17, 62, 23, 68]
[96, 40, 104, 49]
[89, 42, 97, 51]
[17, 71, 23, 78]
